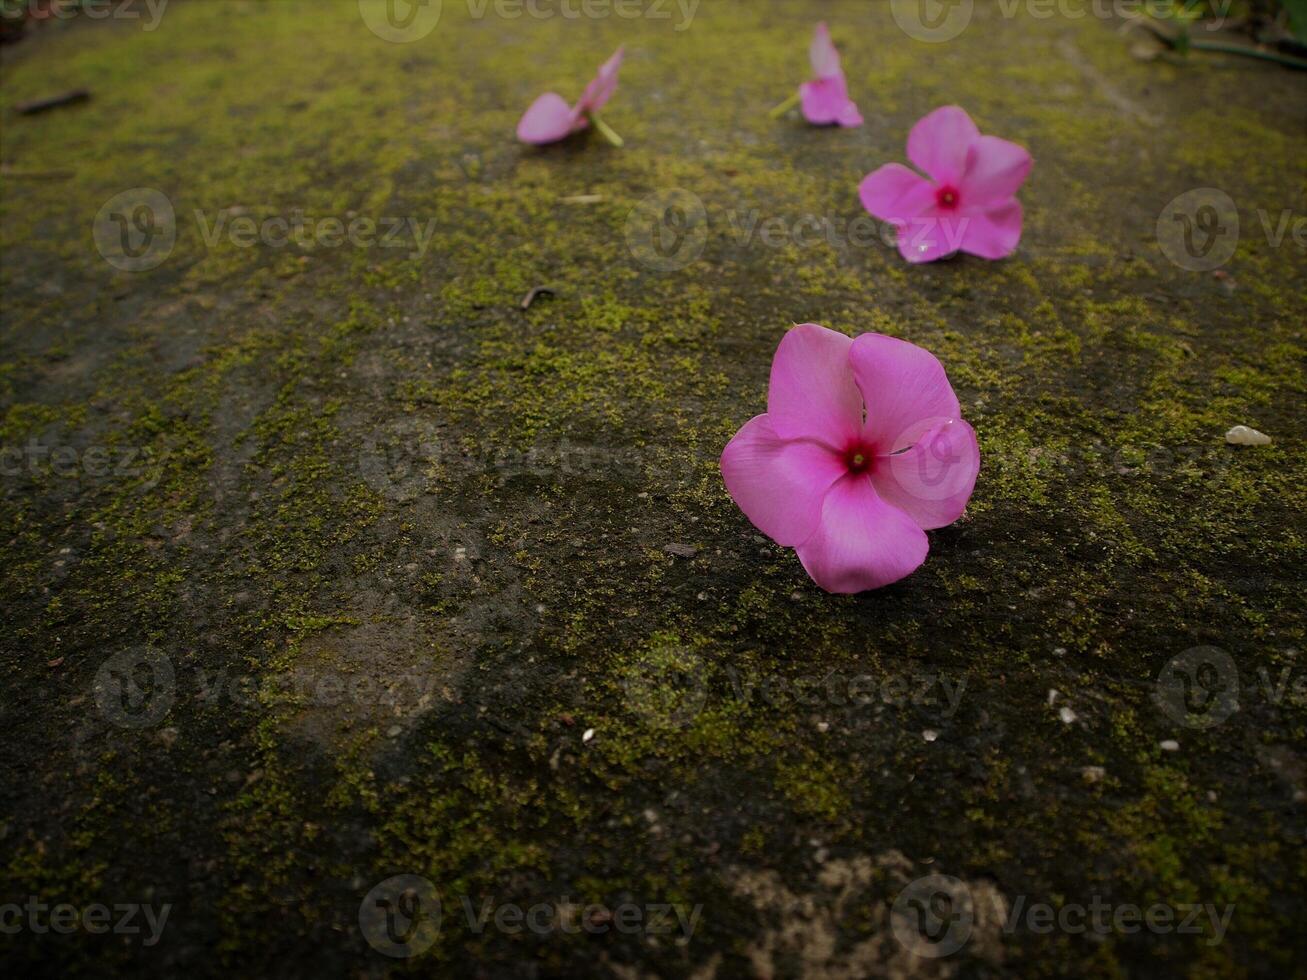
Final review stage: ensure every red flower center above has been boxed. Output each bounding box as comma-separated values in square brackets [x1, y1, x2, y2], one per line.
[935, 185, 960, 211]
[844, 442, 877, 474]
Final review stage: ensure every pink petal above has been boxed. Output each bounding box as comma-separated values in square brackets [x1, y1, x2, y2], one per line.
[873, 419, 979, 530]
[961, 135, 1032, 208]
[720, 415, 847, 547]
[577, 45, 624, 114]
[767, 323, 863, 448]
[858, 164, 936, 222]
[907, 105, 980, 185]
[795, 475, 929, 593]
[893, 210, 969, 264]
[517, 92, 581, 144]
[848, 333, 962, 452]
[799, 75, 855, 126]
[809, 22, 841, 78]
[836, 101, 863, 128]
[959, 199, 1023, 260]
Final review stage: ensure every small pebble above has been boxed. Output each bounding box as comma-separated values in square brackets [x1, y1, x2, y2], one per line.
[582, 728, 595, 743]
[1160, 739, 1180, 752]
[922, 729, 939, 743]
[1082, 766, 1106, 783]
[1059, 706, 1078, 724]
[664, 543, 698, 558]
[387, 725, 402, 738]
[816, 721, 829, 733]
[1225, 425, 1271, 446]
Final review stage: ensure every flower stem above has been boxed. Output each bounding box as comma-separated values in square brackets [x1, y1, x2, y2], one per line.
[588, 112, 624, 147]
[1186, 39, 1307, 69]
[769, 91, 801, 118]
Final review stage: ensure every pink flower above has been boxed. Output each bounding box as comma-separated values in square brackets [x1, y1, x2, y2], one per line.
[859, 106, 1032, 263]
[517, 47, 625, 146]
[721, 324, 980, 594]
[772, 23, 862, 127]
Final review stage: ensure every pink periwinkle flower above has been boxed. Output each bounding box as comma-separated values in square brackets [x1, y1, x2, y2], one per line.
[859, 106, 1032, 263]
[721, 324, 980, 594]
[517, 47, 625, 146]
[773, 23, 862, 127]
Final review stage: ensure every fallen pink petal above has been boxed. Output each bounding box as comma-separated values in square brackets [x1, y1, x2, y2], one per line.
[721, 324, 980, 594]
[772, 22, 862, 128]
[859, 105, 1032, 262]
[517, 46, 626, 146]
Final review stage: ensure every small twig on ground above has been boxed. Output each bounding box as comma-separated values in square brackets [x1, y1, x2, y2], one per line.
[520, 285, 556, 311]
[0, 166, 73, 179]
[15, 89, 91, 115]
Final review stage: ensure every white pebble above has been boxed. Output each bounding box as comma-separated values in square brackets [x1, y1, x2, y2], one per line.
[816, 721, 829, 733]
[582, 728, 595, 743]
[1160, 739, 1180, 752]
[922, 729, 939, 743]
[1059, 706, 1078, 724]
[1225, 425, 1271, 446]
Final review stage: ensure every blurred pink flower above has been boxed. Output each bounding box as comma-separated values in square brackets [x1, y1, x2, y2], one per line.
[721, 324, 979, 594]
[859, 105, 1032, 262]
[517, 47, 625, 146]
[797, 22, 862, 127]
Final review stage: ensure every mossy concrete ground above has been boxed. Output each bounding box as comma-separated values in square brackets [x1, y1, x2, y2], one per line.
[1, 1, 1304, 976]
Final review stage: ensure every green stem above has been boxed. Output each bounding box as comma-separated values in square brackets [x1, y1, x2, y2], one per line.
[588, 112, 624, 147]
[769, 91, 801, 119]
[1187, 39, 1307, 69]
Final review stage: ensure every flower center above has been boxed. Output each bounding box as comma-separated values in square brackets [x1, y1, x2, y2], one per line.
[845, 443, 876, 474]
[935, 185, 960, 210]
